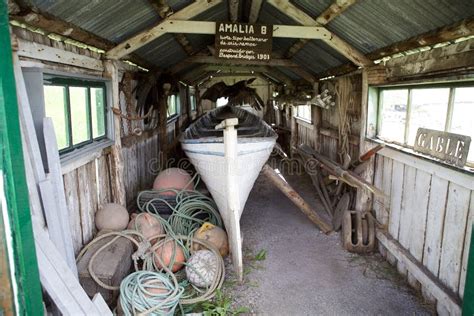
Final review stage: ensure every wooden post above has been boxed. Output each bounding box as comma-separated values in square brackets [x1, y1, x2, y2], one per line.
[103, 60, 126, 206]
[159, 95, 168, 170]
[261, 165, 332, 234]
[290, 105, 297, 157]
[355, 70, 374, 212]
[218, 118, 243, 281]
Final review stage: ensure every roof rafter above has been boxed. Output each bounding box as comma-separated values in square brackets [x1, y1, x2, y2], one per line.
[169, 55, 316, 83]
[267, 0, 371, 67]
[318, 16, 474, 79]
[147, 0, 195, 56]
[9, 1, 155, 70]
[106, 0, 223, 60]
[248, 0, 263, 23]
[285, 0, 357, 58]
[228, 0, 239, 22]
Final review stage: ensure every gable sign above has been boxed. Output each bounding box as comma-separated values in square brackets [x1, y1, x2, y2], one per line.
[414, 128, 471, 167]
[215, 22, 272, 61]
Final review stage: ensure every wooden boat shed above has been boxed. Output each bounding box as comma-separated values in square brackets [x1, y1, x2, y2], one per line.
[1, 0, 474, 314]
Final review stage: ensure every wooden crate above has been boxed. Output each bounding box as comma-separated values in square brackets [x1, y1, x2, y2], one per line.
[77, 235, 133, 305]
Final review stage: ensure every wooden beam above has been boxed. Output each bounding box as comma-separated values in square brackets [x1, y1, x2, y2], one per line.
[319, 17, 474, 79]
[174, 33, 194, 55]
[316, 0, 356, 25]
[228, 0, 239, 22]
[106, 0, 223, 60]
[10, 5, 153, 69]
[169, 55, 316, 83]
[147, 0, 195, 56]
[174, 55, 305, 68]
[267, 0, 371, 67]
[132, 20, 330, 39]
[367, 17, 474, 60]
[248, 0, 263, 23]
[286, 0, 357, 58]
[16, 38, 104, 71]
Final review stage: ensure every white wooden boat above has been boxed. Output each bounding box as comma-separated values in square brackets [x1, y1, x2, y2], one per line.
[180, 106, 277, 280]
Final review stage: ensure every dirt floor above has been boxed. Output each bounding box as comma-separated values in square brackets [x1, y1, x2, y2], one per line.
[221, 170, 434, 315]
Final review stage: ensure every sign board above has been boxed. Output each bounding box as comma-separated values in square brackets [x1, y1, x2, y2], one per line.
[215, 22, 272, 62]
[414, 128, 471, 167]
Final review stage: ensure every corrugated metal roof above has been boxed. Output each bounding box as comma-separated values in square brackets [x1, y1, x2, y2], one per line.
[291, 0, 334, 19]
[28, 0, 160, 43]
[134, 33, 188, 69]
[326, 0, 474, 54]
[292, 40, 349, 75]
[275, 66, 301, 81]
[192, 1, 229, 22]
[22, 0, 474, 76]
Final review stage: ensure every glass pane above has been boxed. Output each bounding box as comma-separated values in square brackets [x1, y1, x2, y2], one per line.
[407, 88, 450, 146]
[69, 86, 90, 145]
[297, 105, 311, 121]
[44, 85, 69, 150]
[190, 95, 196, 111]
[450, 87, 474, 162]
[378, 89, 408, 143]
[91, 87, 105, 138]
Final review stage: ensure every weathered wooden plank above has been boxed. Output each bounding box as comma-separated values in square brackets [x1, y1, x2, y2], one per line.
[388, 161, 404, 239]
[377, 230, 462, 316]
[63, 171, 82, 254]
[97, 155, 112, 205]
[439, 183, 471, 293]
[398, 165, 416, 277]
[373, 155, 384, 221]
[381, 156, 393, 226]
[423, 176, 449, 276]
[17, 38, 103, 71]
[43, 118, 78, 274]
[458, 191, 474, 299]
[409, 170, 432, 261]
[379, 146, 474, 190]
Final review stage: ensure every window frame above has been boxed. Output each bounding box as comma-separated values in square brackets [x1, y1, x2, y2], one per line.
[43, 75, 108, 154]
[370, 80, 474, 168]
[295, 104, 312, 124]
[167, 94, 180, 120]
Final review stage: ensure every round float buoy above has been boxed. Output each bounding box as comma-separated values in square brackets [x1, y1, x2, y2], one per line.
[185, 250, 218, 288]
[152, 168, 194, 195]
[128, 213, 164, 244]
[193, 222, 229, 257]
[95, 203, 129, 231]
[153, 239, 186, 272]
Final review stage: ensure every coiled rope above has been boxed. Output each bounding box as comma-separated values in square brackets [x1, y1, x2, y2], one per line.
[119, 270, 183, 316]
[77, 231, 225, 310]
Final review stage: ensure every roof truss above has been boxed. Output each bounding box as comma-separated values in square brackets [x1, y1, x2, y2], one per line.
[285, 0, 357, 58]
[266, 0, 371, 67]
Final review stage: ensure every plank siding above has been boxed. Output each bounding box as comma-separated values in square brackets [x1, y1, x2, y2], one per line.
[439, 183, 471, 293]
[373, 151, 474, 309]
[423, 176, 449, 276]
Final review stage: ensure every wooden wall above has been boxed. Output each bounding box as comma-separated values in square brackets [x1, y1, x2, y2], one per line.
[13, 26, 186, 254]
[368, 40, 474, 314]
[373, 147, 473, 313]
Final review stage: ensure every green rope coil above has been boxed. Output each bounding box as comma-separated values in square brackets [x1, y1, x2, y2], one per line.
[119, 270, 183, 316]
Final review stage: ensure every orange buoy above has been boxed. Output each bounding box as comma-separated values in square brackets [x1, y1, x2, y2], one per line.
[152, 168, 194, 196]
[153, 239, 186, 272]
[128, 213, 164, 243]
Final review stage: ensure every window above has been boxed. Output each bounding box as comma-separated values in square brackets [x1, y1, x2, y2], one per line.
[375, 83, 474, 163]
[189, 94, 197, 111]
[43, 77, 107, 153]
[296, 104, 312, 122]
[167, 94, 180, 118]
